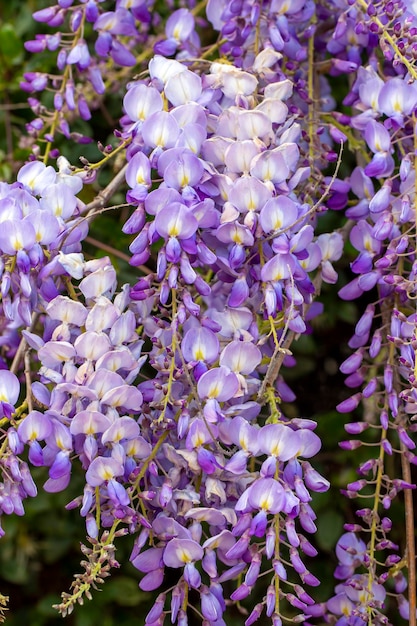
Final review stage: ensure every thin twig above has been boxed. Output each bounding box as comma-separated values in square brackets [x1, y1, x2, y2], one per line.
[257, 330, 295, 403]
[83, 163, 129, 215]
[10, 313, 39, 376]
[400, 440, 416, 626]
[24, 351, 33, 413]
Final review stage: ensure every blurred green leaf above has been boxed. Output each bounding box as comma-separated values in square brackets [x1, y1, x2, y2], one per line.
[316, 509, 345, 552]
[0, 24, 24, 67]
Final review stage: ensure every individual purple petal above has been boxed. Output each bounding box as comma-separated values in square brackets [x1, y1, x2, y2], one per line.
[261, 253, 296, 283]
[165, 70, 202, 106]
[141, 111, 179, 149]
[258, 424, 301, 461]
[181, 326, 219, 363]
[107, 478, 129, 506]
[247, 477, 285, 514]
[131, 547, 164, 573]
[0, 370, 20, 407]
[162, 538, 203, 572]
[85, 456, 124, 486]
[70, 410, 112, 436]
[162, 152, 204, 190]
[101, 417, 140, 443]
[18, 411, 53, 443]
[123, 84, 163, 124]
[101, 385, 143, 411]
[17, 161, 56, 195]
[219, 340, 262, 375]
[197, 367, 239, 401]
[79, 265, 117, 299]
[38, 341, 76, 368]
[0, 219, 36, 255]
[46, 296, 88, 326]
[74, 331, 112, 361]
[154, 203, 198, 240]
[260, 196, 298, 233]
[49, 450, 71, 479]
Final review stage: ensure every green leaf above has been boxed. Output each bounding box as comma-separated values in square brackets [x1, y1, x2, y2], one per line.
[0, 24, 24, 66]
[316, 509, 344, 552]
[104, 577, 146, 606]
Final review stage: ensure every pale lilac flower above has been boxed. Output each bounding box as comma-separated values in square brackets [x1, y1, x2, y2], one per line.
[0, 371, 20, 419]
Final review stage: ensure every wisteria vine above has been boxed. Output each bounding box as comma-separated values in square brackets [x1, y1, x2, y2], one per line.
[0, 0, 417, 624]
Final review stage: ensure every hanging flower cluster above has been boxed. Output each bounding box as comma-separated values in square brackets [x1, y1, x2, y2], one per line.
[0, 0, 416, 625]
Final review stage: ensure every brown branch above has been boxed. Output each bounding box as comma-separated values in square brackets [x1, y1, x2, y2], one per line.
[83, 164, 128, 216]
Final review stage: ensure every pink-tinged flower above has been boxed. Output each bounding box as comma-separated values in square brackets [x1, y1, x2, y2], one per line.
[224, 140, 261, 174]
[149, 55, 187, 85]
[214, 65, 258, 99]
[236, 109, 273, 142]
[74, 331, 112, 362]
[38, 341, 76, 369]
[101, 384, 143, 412]
[0, 371, 20, 419]
[46, 296, 88, 327]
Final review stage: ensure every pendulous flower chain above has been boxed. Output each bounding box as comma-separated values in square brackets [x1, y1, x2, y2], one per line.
[0, 0, 417, 624]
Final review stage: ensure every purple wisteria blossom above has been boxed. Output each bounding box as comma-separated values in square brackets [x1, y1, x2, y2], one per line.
[4, 0, 417, 625]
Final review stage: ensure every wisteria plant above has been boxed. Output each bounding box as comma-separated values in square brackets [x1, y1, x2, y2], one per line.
[0, 0, 417, 625]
